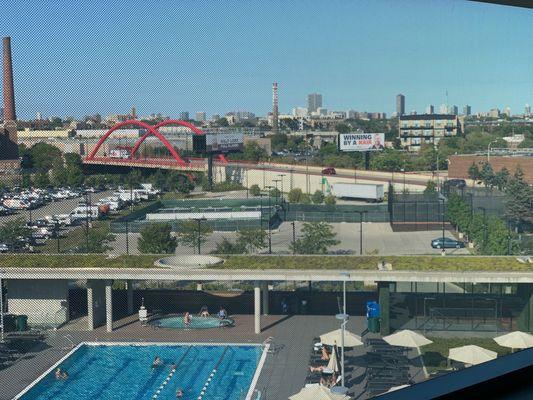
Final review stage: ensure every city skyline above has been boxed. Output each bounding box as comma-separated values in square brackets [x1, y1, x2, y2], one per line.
[2, 0, 533, 119]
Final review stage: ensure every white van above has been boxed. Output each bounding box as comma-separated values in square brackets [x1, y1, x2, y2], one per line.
[69, 205, 100, 221]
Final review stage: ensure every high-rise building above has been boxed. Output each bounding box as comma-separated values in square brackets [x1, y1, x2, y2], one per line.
[489, 108, 500, 118]
[35, 112, 42, 120]
[425, 105, 434, 114]
[131, 106, 137, 119]
[179, 111, 189, 120]
[439, 104, 448, 114]
[272, 83, 279, 133]
[525, 104, 531, 116]
[463, 105, 471, 116]
[1, 36, 19, 167]
[504, 107, 511, 117]
[307, 93, 322, 113]
[396, 94, 405, 116]
[195, 112, 207, 122]
[292, 107, 308, 118]
[450, 105, 458, 115]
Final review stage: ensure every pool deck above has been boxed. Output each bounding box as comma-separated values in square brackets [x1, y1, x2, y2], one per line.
[0, 314, 426, 400]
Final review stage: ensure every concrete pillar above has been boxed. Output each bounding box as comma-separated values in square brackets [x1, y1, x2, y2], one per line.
[378, 281, 391, 335]
[126, 280, 134, 315]
[105, 280, 113, 332]
[262, 283, 269, 316]
[254, 283, 261, 334]
[517, 284, 533, 333]
[87, 281, 94, 331]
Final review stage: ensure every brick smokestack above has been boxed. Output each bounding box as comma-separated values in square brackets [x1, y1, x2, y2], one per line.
[3, 37, 16, 121]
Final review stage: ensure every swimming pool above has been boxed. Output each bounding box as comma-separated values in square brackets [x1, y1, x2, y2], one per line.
[152, 315, 235, 329]
[15, 343, 266, 400]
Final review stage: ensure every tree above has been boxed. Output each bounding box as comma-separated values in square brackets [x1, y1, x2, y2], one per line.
[269, 187, 280, 198]
[21, 173, 32, 188]
[138, 223, 177, 254]
[288, 188, 304, 203]
[249, 184, 261, 196]
[241, 142, 268, 162]
[479, 162, 495, 188]
[423, 180, 438, 197]
[493, 167, 510, 191]
[335, 123, 351, 133]
[33, 172, 50, 188]
[324, 194, 336, 205]
[29, 143, 63, 172]
[270, 133, 288, 151]
[236, 228, 267, 253]
[211, 238, 244, 254]
[290, 222, 340, 254]
[215, 118, 229, 127]
[311, 190, 325, 204]
[50, 158, 68, 187]
[0, 218, 31, 250]
[505, 167, 533, 226]
[176, 219, 213, 252]
[79, 230, 116, 253]
[468, 162, 481, 182]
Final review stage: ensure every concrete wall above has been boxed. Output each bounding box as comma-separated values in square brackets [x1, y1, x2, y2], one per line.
[87, 280, 106, 329]
[7, 279, 69, 328]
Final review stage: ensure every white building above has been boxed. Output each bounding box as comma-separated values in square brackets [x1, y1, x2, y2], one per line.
[292, 107, 308, 118]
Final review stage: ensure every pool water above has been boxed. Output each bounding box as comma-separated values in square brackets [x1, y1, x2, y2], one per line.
[153, 315, 235, 329]
[19, 344, 263, 400]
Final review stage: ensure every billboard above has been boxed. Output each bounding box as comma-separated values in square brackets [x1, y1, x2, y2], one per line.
[338, 133, 385, 152]
[193, 132, 244, 153]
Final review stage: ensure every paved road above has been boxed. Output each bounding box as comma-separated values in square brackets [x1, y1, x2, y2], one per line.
[111, 222, 470, 256]
[0, 190, 114, 225]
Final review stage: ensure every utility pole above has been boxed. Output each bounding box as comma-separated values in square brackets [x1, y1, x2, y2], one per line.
[291, 221, 296, 254]
[193, 217, 207, 255]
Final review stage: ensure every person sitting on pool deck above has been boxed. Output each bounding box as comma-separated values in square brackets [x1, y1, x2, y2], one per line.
[152, 356, 163, 369]
[199, 305, 210, 317]
[218, 307, 227, 320]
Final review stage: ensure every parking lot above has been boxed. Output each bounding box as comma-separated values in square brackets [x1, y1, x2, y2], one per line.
[111, 222, 470, 256]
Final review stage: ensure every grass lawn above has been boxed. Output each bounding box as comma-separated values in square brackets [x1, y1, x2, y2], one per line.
[0, 254, 161, 268]
[218, 255, 529, 271]
[421, 337, 512, 374]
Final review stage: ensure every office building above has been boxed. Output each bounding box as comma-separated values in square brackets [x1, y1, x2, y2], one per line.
[195, 112, 207, 122]
[463, 105, 471, 116]
[307, 93, 322, 113]
[439, 104, 448, 114]
[425, 105, 434, 114]
[489, 108, 500, 118]
[179, 111, 189, 121]
[396, 94, 405, 116]
[398, 114, 461, 151]
[292, 107, 308, 118]
[504, 107, 511, 117]
[525, 104, 531, 116]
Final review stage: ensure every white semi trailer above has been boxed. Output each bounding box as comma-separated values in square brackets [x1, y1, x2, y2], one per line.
[332, 183, 384, 202]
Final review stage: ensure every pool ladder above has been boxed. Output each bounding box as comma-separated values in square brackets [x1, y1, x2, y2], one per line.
[151, 346, 194, 400]
[196, 346, 230, 400]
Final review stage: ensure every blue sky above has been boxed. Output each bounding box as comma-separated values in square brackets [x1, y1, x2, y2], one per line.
[2, 0, 533, 119]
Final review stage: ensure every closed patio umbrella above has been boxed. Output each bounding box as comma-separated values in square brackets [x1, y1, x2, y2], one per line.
[327, 346, 340, 373]
[383, 330, 433, 348]
[320, 329, 363, 347]
[289, 384, 350, 400]
[494, 331, 533, 350]
[448, 345, 497, 365]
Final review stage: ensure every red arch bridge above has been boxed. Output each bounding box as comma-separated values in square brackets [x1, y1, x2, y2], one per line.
[83, 119, 230, 174]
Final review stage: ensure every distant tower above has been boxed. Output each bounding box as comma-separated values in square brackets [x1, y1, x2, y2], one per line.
[1, 36, 18, 165]
[3, 37, 16, 121]
[131, 106, 137, 119]
[272, 82, 279, 133]
[396, 94, 405, 116]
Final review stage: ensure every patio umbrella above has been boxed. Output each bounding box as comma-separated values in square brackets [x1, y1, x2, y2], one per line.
[289, 384, 350, 400]
[327, 346, 340, 373]
[383, 384, 410, 393]
[382, 330, 433, 348]
[494, 331, 533, 350]
[320, 329, 363, 347]
[448, 345, 497, 365]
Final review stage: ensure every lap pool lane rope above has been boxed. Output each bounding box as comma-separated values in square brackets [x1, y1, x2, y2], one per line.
[197, 346, 230, 400]
[151, 346, 194, 400]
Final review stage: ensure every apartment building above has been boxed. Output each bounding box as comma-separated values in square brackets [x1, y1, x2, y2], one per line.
[398, 114, 461, 151]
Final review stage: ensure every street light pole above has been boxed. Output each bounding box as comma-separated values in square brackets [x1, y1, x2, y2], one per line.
[125, 219, 130, 255]
[487, 140, 497, 162]
[354, 211, 366, 255]
[291, 221, 296, 254]
[192, 217, 207, 254]
[265, 186, 274, 254]
[0, 269, 4, 343]
[441, 198, 445, 253]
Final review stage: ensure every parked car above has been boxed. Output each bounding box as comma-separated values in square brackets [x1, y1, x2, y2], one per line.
[0, 243, 8, 253]
[431, 237, 465, 249]
[322, 167, 337, 175]
[444, 179, 467, 189]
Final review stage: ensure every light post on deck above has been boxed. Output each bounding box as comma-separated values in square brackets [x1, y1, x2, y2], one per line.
[0, 268, 5, 343]
[265, 186, 274, 254]
[332, 272, 350, 396]
[193, 217, 207, 255]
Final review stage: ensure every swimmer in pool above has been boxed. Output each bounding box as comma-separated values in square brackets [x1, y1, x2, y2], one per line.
[176, 388, 184, 398]
[152, 356, 163, 369]
[184, 312, 191, 326]
[55, 368, 62, 380]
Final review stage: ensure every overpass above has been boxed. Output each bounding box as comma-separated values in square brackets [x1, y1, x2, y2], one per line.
[83, 119, 436, 191]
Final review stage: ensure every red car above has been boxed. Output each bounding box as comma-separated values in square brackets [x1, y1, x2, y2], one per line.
[322, 167, 336, 175]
